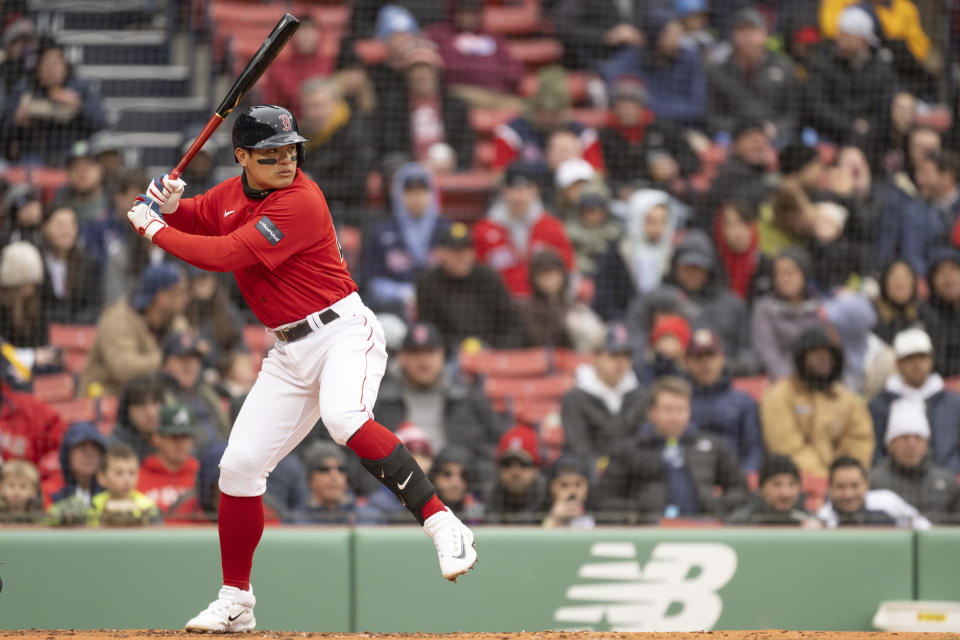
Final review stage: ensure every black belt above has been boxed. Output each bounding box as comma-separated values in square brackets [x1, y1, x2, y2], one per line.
[272, 309, 340, 342]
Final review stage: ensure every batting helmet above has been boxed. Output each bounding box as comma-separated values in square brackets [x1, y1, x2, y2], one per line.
[232, 105, 308, 165]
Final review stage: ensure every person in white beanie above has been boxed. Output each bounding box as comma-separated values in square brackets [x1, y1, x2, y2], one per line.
[869, 328, 960, 473]
[869, 399, 960, 522]
[0, 241, 59, 375]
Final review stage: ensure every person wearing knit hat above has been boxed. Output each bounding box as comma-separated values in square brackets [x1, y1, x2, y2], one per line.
[485, 425, 549, 524]
[868, 327, 960, 474]
[638, 314, 691, 385]
[726, 455, 814, 525]
[0, 240, 56, 367]
[0, 241, 43, 288]
[543, 453, 594, 529]
[869, 399, 960, 521]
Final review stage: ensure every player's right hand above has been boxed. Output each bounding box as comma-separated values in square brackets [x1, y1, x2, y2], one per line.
[128, 195, 168, 242]
[146, 173, 186, 214]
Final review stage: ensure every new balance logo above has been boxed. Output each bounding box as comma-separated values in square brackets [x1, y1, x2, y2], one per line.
[397, 471, 413, 491]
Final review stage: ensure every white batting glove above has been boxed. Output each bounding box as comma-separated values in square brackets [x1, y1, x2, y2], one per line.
[146, 173, 186, 214]
[127, 196, 168, 242]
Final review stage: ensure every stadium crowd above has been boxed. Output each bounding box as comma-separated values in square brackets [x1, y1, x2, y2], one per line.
[1, 0, 960, 528]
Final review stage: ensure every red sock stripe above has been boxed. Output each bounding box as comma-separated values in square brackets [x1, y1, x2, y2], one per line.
[218, 493, 264, 591]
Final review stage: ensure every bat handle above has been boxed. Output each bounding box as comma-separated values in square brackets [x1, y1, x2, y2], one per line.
[170, 113, 225, 181]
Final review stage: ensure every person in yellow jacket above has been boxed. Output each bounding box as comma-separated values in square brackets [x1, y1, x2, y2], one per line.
[761, 326, 875, 476]
[88, 442, 161, 526]
[821, 0, 942, 78]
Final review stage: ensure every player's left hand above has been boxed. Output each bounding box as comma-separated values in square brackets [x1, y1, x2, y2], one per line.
[146, 173, 186, 214]
[127, 195, 168, 242]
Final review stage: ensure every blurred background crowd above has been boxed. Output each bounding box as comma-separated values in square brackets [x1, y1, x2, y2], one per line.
[1, 0, 960, 529]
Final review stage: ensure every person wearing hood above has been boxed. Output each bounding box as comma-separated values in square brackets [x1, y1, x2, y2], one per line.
[1, 183, 44, 248]
[821, 290, 895, 400]
[428, 445, 484, 523]
[542, 453, 595, 529]
[726, 455, 815, 526]
[869, 328, 960, 473]
[592, 376, 749, 521]
[760, 327, 875, 476]
[519, 248, 605, 353]
[474, 160, 575, 297]
[686, 329, 764, 473]
[873, 259, 920, 345]
[627, 229, 756, 375]
[919, 247, 960, 376]
[46, 421, 106, 525]
[751, 248, 824, 380]
[593, 189, 679, 321]
[109, 373, 164, 461]
[362, 163, 449, 315]
[869, 399, 960, 522]
[600, 9, 706, 129]
[298, 77, 373, 220]
[565, 183, 622, 279]
[560, 323, 646, 467]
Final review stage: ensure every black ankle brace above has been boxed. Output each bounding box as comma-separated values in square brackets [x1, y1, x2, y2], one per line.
[360, 443, 435, 525]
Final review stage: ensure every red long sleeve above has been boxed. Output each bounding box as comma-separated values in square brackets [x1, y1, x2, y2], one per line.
[153, 225, 261, 272]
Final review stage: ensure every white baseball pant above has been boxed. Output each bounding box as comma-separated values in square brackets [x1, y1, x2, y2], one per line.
[218, 292, 388, 497]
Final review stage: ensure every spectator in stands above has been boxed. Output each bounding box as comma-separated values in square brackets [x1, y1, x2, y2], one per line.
[780, 144, 827, 200]
[374, 38, 474, 173]
[373, 321, 503, 484]
[3, 40, 105, 165]
[0, 459, 44, 523]
[110, 373, 164, 462]
[594, 190, 679, 321]
[493, 66, 605, 173]
[757, 184, 814, 259]
[426, 0, 524, 108]
[751, 248, 823, 380]
[137, 402, 200, 514]
[161, 332, 230, 453]
[260, 15, 333, 117]
[914, 151, 960, 243]
[919, 248, 960, 376]
[565, 184, 622, 279]
[39, 204, 102, 325]
[676, 0, 715, 56]
[519, 249, 605, 352]
[822, 291, 895, 400]
[298, 77, 373, 221]
[47, 421, 105, 525]
[82, 263, 189, 396]
[552, 0, 645, 69]
[817, 455, 930, 528]
[870, 400, 960, 522]
[415, 222, 528, 349]
[0, 376, 68, 489]
[761, 327, 875, 475]
[713, 199, 771, 302]
[336, 0, 445, 75]
[542, 453, 594, 529]
[474, 160, 575, 297]
[362, 422, 434, 523]
[0, 240, 58, 370]
[820, 0, 941, 98]
[213, 349, 257, 423]
[804, 7, 894, 161]
[352, 5, 422, 115]
[593, 376, 749, 521]
[54, 140, 109, 224]
[601, 9, 706, 129]
[1, 184, 43, 247]
[687, 329, 764, 472]
[297, 442, 360, 525]
[704, 119, 775, 227]
[726, 455, 813, 525]
[905, 125, 943, 187]
[883, 92, 918, 176]
[184, 267, 243, 361]
[873, 260, 920, 345]
[637, 313, 691, 385]
[628, 230, 755, 374]
[89, 442, 159, 527]
[165, 442, 222, 524]
[561, 323, 645, 466]
[0, 18, 37, 98]
[80, 168, 144, 275]
[869, 328, 960, 472]
[706, 8, 800, 145]
[175, 129, 219, 200]
[553, 159, 596, 221]
[485, 425, 549, 524]
[597, 77, 699, 197]
[362, 163, 448, 315]
[429, 445, 484, 523]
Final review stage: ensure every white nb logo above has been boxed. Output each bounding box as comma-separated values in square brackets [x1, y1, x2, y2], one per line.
[224, 209, 237, 217]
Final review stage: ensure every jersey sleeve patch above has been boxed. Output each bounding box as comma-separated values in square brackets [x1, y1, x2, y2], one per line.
[255, 216, 285, 246]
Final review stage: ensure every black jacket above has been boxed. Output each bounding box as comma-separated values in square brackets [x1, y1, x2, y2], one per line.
[301, 108, 373, 218]
[560, 380, 646, 464]
[919, 248, 960, 377]
[597, 117, 699, 190]
[484, 474, 549, 524]
[725, 495, 809, 525]
[706, 50, 800, 139]
[869, 455, 960, 523]
[40, 246, 102, 325]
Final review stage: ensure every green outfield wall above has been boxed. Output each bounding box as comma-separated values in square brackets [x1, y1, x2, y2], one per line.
[0, 527, 955, 632]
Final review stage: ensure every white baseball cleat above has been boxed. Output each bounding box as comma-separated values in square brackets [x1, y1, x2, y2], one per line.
[185, 585, 256, 633]
[423, 509, 478, 582]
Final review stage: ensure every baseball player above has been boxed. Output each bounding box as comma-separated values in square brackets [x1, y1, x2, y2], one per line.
[126, 105, 477, 633]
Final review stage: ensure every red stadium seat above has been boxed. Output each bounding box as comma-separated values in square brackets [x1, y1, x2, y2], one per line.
[50, 398, 97, 424]
[49, 324, 98, 352]
[459, 348, 550, 379]
[507, 38, 563, 66]
[513, 399, 560, 426]
[485, 374, 573, 404]
[483, 0, 539, 36]
[802, 473, 828, 512]
[98, 395, 119, 423]
[551, 348, 593, 374]
[32, 373, 75, 403]
[63, 351, 89, 376]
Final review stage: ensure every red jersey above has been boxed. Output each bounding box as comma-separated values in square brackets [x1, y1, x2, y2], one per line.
[137, 454, 199, 511]
[0, 383, 68, 486]
[155, 170, 357, 328]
